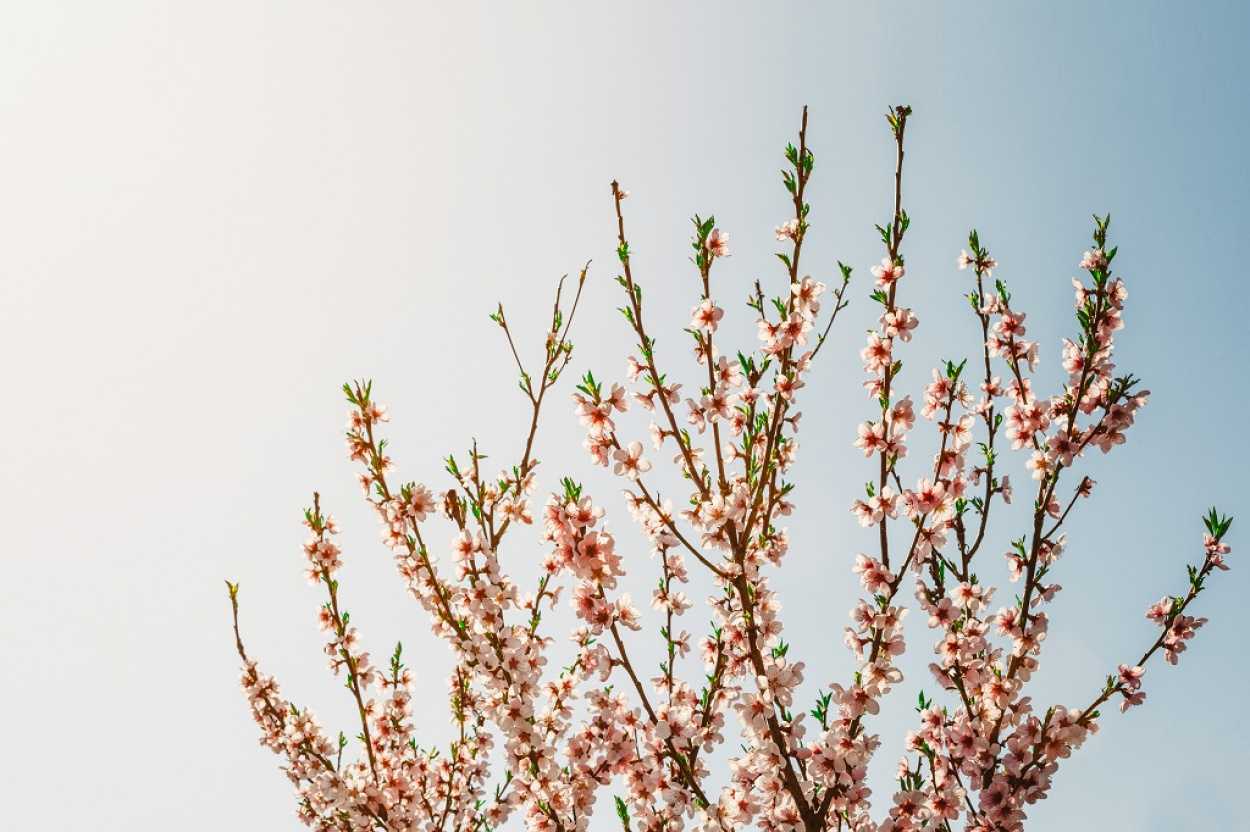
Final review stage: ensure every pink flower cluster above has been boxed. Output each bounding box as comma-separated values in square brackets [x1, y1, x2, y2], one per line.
[229, 110, 1232, 832]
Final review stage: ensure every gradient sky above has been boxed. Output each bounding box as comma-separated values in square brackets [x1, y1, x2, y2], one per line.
[2, 3, 1247, 830]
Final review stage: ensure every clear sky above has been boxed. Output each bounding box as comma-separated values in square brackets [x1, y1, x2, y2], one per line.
[2, 2, 1246, 830]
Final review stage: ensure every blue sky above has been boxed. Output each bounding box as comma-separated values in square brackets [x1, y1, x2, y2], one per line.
[1, 3, 1246, 829]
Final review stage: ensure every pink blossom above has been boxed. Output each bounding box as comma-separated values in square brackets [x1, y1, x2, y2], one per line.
[853, 553, 895, 594]
[1146, 597, 1173, 625]
[625, 355, 644, 383]
[1205, 533, 1231, 570]
[958, 249, 997, 276]
[707, 228, 731, 258]
[1079, 248, 1107, 270]
[871, 257, 904, 288]
[612, 441, 652, 480]
[861, 332, 893, 374]
[880, 307, 919, 342]
[791, 275, 825, 317]
[691, 298, 724, 332]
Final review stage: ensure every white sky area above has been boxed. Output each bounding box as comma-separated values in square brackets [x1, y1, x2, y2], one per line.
[2, 3, 1247, 830]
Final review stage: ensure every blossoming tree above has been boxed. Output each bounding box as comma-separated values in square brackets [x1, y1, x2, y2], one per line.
[227, 106, 1233, 832]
